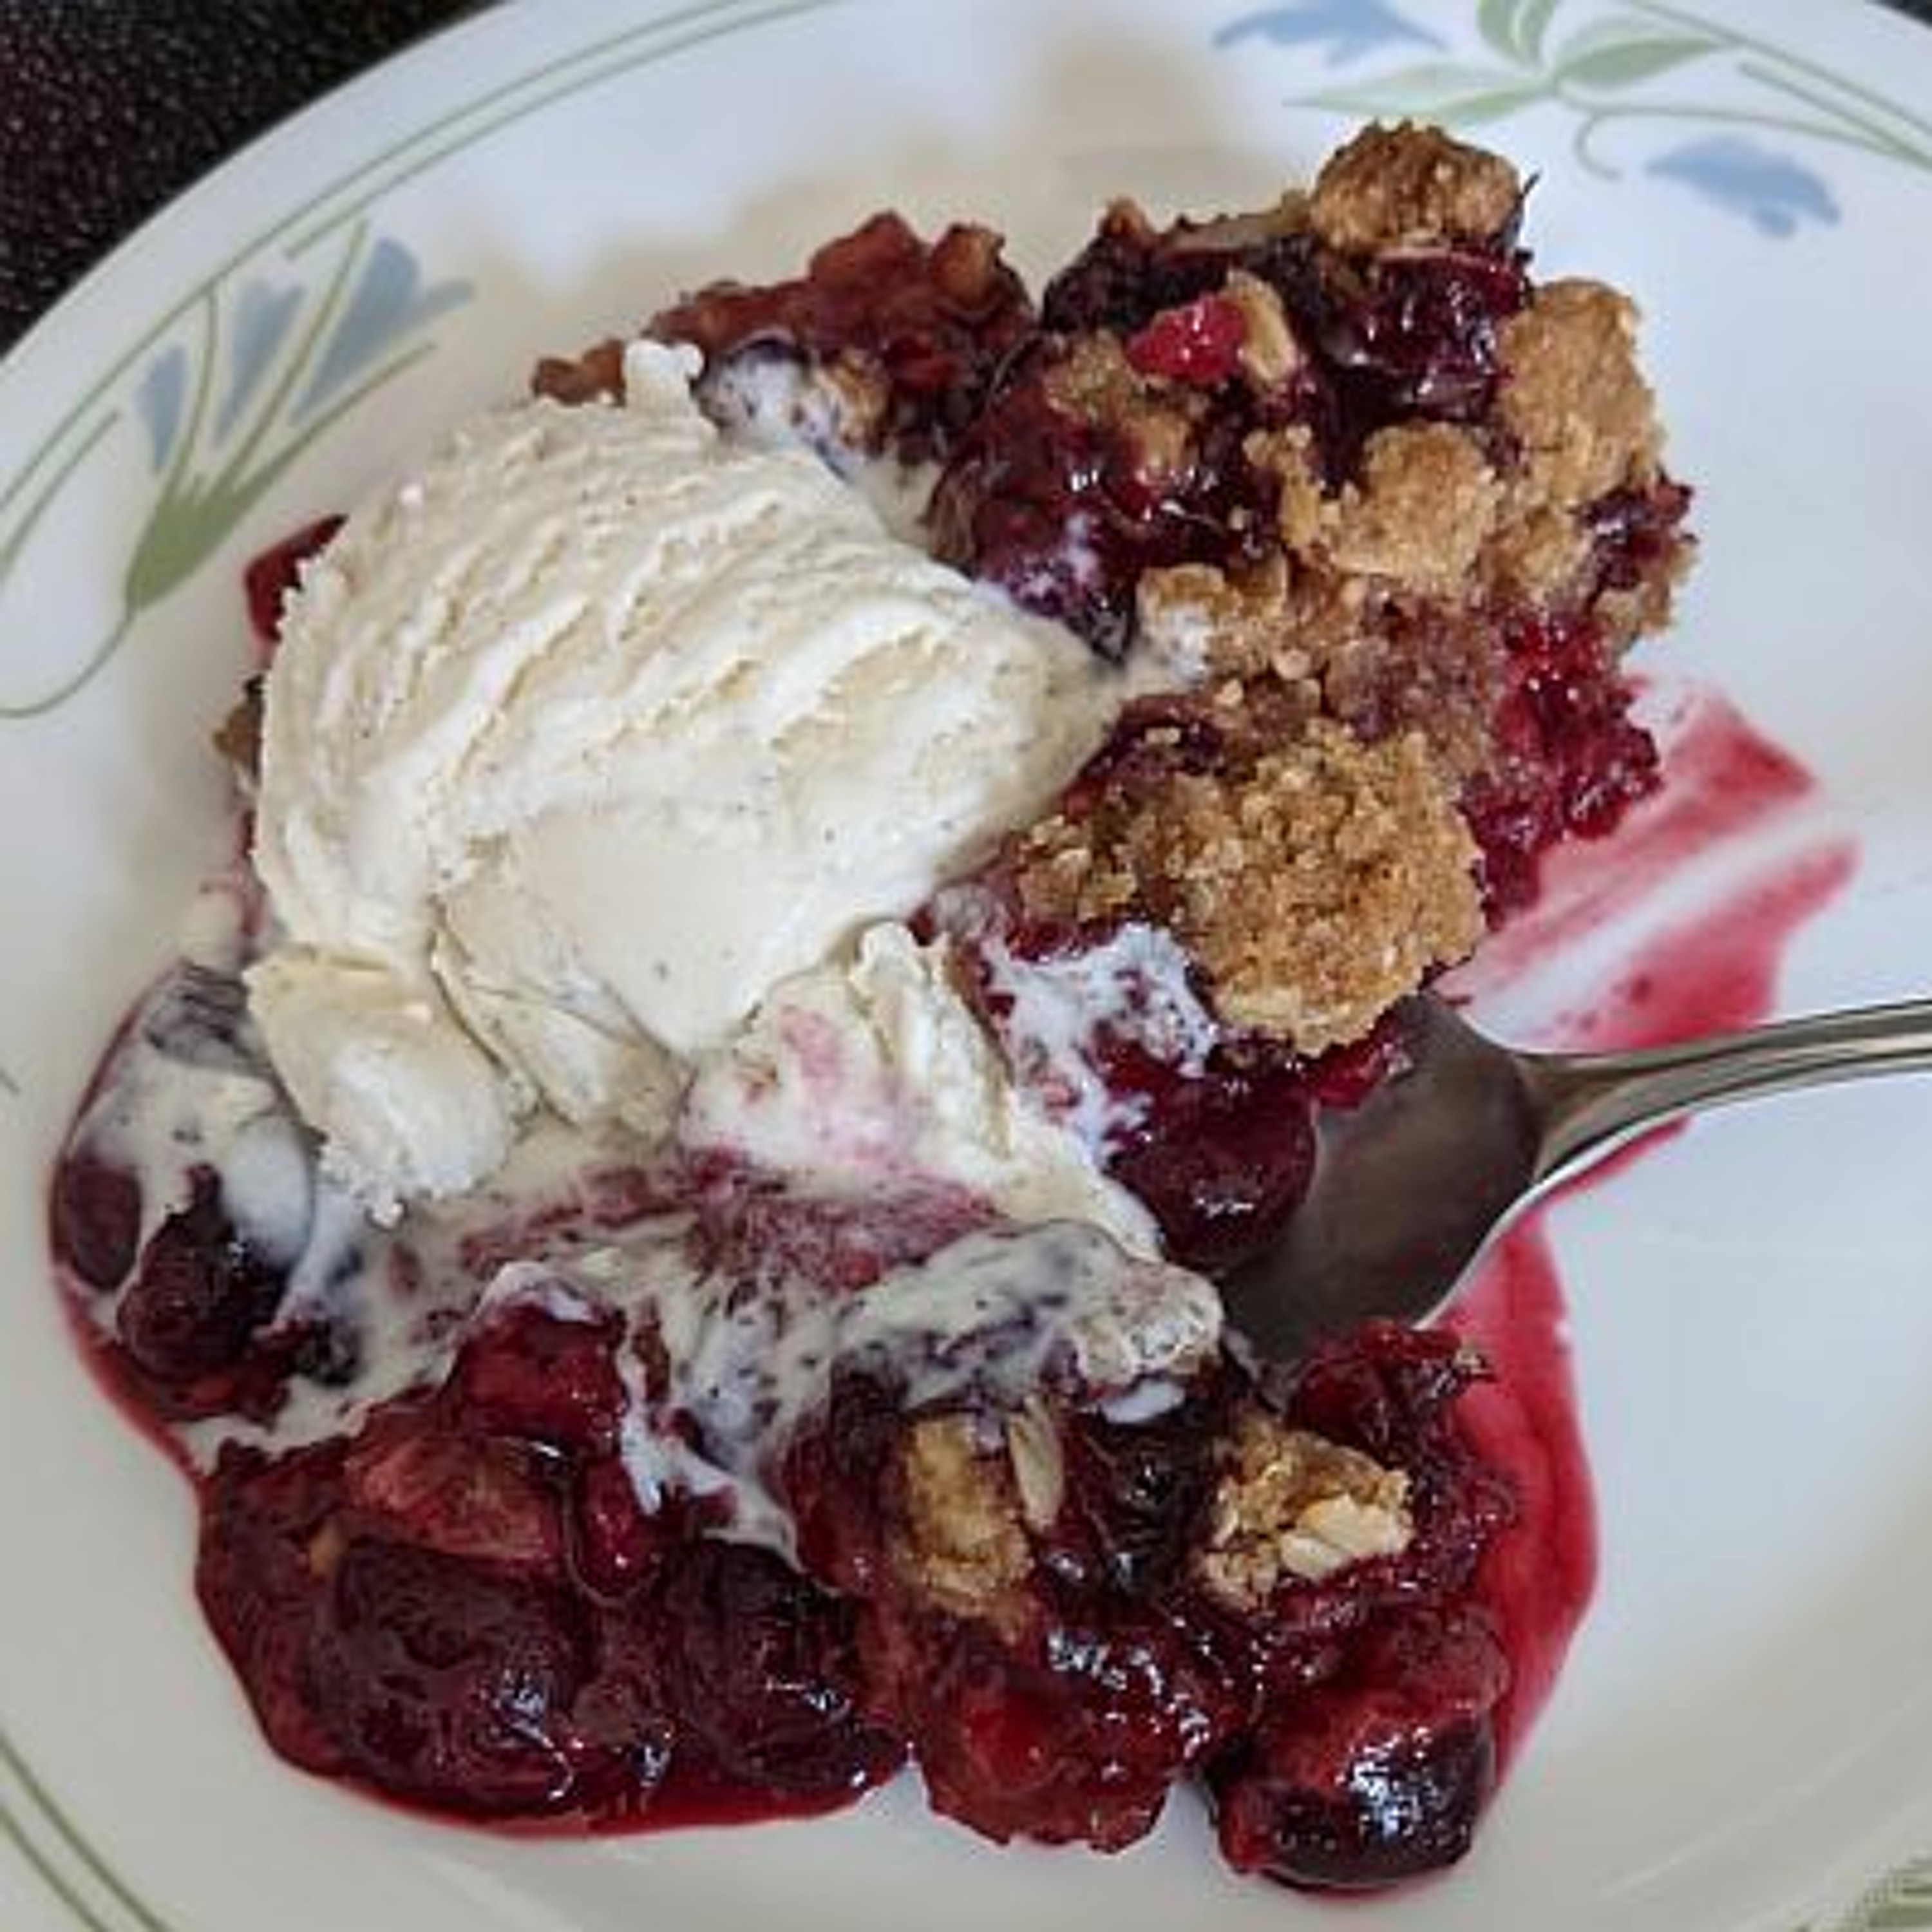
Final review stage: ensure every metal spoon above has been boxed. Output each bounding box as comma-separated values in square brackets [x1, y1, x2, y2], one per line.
[1222, 992, 1932, 1361]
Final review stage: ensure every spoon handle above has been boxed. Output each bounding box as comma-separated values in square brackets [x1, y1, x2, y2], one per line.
[1526, 998, 1932, 1184]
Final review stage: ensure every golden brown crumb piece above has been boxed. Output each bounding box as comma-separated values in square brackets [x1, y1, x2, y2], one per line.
[1482, 502, 1594, 610]
[1593, 538, 1693, 652]
[926, 222, 1013, 308]
[1222, 270, 1303, 389]
[1497, 279, 1661, 504]
[531, 336, 626, 404]
[1309, 121, 1522, 255]
[1016, 717, 1482, 1053]
[1196, 1407, 1414, 1611]
[1137, 554, 1321, 694]
[1043, 333, 1204, 478]
[1247, 423, 1331, 558]
[1320, 423, 1504, 598]
[213, 677, 264, 779]
[893, 1416, 1032, 1638]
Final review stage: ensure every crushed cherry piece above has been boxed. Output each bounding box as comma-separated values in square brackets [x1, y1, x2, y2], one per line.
[1211, 1605, 1506, 1889]
[116, 1168, 283, 1383]
[911, 1620, 1244, 1852]
[572, 1457, 665, 1600]
[1587, 477, 1694, 594]
[343, 1410, 565, 1578]
[307, 1535, 593, 1815]
[1125, 294, 1247, 385]
[656, 1539, 904, 1795]
[1464, 612, 1661, 916]
[197, 1440, 352, 1775]
[51, 1149, 142, 1293]
[450, 1300, 627, 1457]
[1103, 1046, 1319, 1275]
[1309, 249, 1528, 450]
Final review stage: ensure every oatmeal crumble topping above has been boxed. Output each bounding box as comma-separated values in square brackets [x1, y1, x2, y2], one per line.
[1497, 279, 1662, 504]
[1318, 422, 1504, 598]
[1221, 269, 1302, 388]
[1042, 332, 1203, 475]
[1309, 121, 1522, 254]
[894, 1415, 1032, 1637]
[1198, 1408, 1414, 1609]
[1014, 716, 1482, 1052]
[1139, 556, 1319, 692]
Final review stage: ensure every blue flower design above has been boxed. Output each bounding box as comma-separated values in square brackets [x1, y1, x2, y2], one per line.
[216, 279, 303, 443]
[1646, 136, 1840, 237]
[294, 238, 471, 421]
[1215, 0, 1443, 66]
[135, 346, 188, 473]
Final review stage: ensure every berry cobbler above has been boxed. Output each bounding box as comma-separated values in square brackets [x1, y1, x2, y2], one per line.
[50, 124, 1692, 1892]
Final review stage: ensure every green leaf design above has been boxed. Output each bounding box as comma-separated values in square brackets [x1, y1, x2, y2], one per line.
[1477, 0, 1561, 66]
[1308, 62, 1548, 126]
[1516, 0, 1560, 64]
[1476, 0, 1525, 61]
[1553, 17, 1719, 91]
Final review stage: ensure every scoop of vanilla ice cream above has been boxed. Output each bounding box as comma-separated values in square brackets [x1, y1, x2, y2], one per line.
[249, 342, 1117, 1213]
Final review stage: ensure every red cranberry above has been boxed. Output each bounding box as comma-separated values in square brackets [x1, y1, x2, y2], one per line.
[1125, 294, 1247, 385]
[1046, 1387, 1232, 1599]
[196, 1441, 350, 1775]
[895, 1615, 1244, 1852]
[307, 1536, 591, 1815]
[450, 1300, 627, 1457]
[571, 1459, 665, 1600]
[51, 1150, 142, 1292]
[1209, 1605, 1506, 1889]
[115, 1169, 283, 1382]
[1104, 1049, 1319, 1274]
[344, 1410, 565, 1578]
[656, 1540, 904, 1795]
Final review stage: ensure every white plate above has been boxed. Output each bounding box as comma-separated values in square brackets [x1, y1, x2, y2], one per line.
[5, 1, 1932, 1927]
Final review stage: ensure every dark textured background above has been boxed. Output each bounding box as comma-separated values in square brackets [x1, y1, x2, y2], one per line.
[1, 0, 1929, 350]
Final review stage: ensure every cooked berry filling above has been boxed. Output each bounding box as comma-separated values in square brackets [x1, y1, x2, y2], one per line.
[49, 122, 1700, 1896]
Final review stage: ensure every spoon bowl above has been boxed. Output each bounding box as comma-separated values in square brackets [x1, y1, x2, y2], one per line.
[1223, 992, 1932, 1362]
